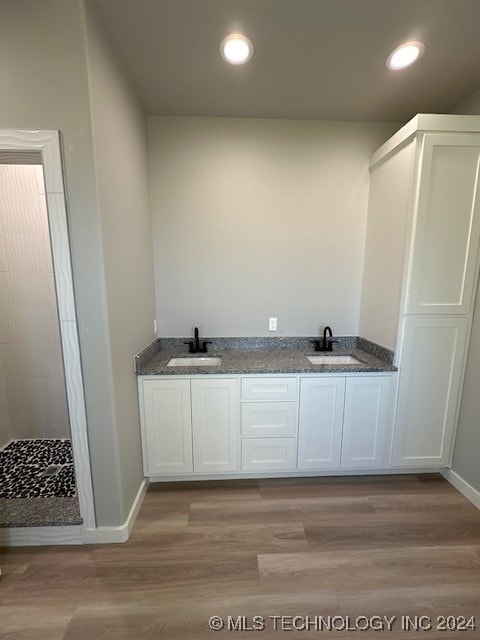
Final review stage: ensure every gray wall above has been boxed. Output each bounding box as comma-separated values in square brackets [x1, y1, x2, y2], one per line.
[148, 116, 397, 338]
[0, 0, 152, 526]
[451, 278, 480, 491]
[84, 2, 155, 522]
[450, 90, 480, 492]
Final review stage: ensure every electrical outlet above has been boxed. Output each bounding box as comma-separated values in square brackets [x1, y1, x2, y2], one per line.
[153, 318, 158, 335]
[269, 317, 278, 331]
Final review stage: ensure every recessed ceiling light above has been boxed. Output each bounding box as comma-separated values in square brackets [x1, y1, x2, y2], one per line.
[220, 33, 254, 65]
[386, 41, 425, 70]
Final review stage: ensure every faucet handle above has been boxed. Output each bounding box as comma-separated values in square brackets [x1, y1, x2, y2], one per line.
[326, 339, 338, 352]
[202, 341, 212, 353]
[184, 340, 195, 353]
[310, 340, 321, 352]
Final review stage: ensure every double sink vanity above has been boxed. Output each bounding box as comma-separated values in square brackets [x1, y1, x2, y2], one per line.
[135, 335, 397, 480]
[135, 115, 480, 486]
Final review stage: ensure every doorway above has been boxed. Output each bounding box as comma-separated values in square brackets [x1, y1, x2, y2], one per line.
[0, 130, 95, 533]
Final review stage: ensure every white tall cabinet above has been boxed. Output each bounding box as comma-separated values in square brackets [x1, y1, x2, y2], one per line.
[360, 115, 480, 468]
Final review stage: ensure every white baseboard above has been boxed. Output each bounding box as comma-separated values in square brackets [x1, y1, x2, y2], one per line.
[0, 525, 82, 547]
[148, 468, 441, 482]
[441, 468, 480, 511]
[81, 478, 148, 544]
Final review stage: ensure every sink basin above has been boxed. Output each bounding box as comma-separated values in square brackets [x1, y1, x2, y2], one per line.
[167, 357, 222, 367]
[307, 355, 361, 365]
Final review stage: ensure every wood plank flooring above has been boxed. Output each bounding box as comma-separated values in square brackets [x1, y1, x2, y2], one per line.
[1, 474, 480, 639]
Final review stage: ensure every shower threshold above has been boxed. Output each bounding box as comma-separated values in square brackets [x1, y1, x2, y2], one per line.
[0, 497, 82, 528]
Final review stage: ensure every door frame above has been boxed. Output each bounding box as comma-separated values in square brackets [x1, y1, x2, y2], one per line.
[0, 129, 96, 529]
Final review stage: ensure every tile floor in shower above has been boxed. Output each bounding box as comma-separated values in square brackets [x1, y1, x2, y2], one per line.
[0, 439, 82, 527]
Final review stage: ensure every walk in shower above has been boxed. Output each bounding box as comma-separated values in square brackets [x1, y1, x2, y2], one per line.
[0, 160, 81, 528]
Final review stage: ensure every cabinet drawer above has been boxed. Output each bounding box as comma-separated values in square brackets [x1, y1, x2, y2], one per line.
[241, 438, 296, 471]
[241, 377, 297, 401]
[241, 401, 297, 437]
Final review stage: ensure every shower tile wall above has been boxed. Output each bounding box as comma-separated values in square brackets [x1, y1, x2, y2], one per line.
[0, 165, 70, 448]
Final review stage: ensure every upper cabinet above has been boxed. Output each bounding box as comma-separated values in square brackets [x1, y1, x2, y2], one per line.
[361, 115, 480, 349]
[406, 133, 480, 315]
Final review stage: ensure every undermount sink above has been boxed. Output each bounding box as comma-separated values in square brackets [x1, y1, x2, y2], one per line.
[307, 355, 361, 365]
[167, 357, 222, 367]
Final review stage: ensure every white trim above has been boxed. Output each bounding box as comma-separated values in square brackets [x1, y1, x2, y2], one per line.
[370, 114, 480, 170]
[81, 479, 148, 544]
[137, 372, 396, 383]
[441, 468, 480, 511]
[0, 129, 96, 531]
[147, 468, 441, 482]
[0, 526, 82, 547]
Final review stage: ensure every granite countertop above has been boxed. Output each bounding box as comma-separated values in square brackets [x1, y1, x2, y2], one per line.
[135, 336, 397, 376]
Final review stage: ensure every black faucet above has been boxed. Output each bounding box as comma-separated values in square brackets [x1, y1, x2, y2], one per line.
[311, 326, 338, 352]
[184, 327, 212, 354]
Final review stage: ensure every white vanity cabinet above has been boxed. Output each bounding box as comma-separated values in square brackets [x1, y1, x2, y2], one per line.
[361, 115, 480, 470]
[139, 372, 395, 479]
[297, 375, 392, 471]
[139, 377, 238, 476]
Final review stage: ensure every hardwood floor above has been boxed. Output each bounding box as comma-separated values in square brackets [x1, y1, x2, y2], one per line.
[1, 474, 480, 639]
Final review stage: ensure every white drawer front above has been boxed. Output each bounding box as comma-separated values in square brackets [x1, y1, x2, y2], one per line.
[241, 438, 296, 471]
[241, 377, 298, 401]
[241, 401, 297, 437]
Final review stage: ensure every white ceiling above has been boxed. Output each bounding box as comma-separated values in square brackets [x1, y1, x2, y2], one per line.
[92, 0, 480, 122]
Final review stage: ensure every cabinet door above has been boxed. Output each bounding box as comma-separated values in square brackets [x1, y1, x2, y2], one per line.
[298, 377, 345, 469]
[191, 378, 238, 472]
[141, 379, 193, 475]
[341, 377, 391, 468]
[407, 134, 480, 315]
[392, 316, 469, 467]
